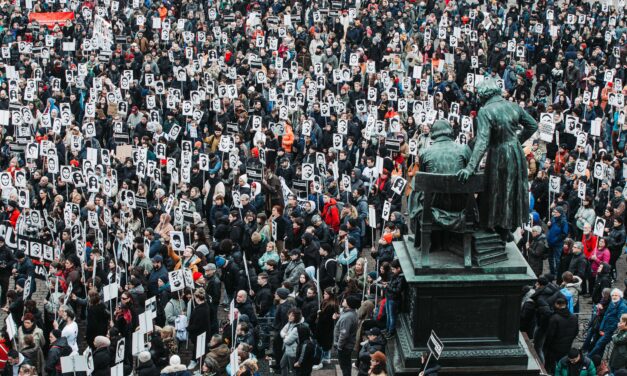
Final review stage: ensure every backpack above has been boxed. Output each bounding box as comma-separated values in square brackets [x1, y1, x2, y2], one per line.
[53, 342, 73, 372]
[559, 287, 574, 313]
[174, 314, 188, 342]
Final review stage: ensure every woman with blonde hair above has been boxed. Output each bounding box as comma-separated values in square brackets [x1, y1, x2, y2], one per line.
[258, 241, 280, 271]
[159, 325, 178, 357]
[347, 258, 367, 293]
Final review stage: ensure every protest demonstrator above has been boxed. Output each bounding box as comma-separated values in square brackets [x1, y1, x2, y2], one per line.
[0, 0, 621, 374]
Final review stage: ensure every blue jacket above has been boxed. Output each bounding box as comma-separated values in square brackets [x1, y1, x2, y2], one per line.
[148, 238, 163, 259]
[148, 265, 168, 297]
[547, 215, 568, 247]
[599, 299, 627, 334]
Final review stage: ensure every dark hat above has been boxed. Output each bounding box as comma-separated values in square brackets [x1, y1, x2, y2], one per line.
[567, 348, 580, 360]
[151, 255, 163, 263]
[346, 295, 361, 309]
[536, 276, 548, 286]
[15, 250, 25, 259]
[276, 287, 290, 299]
[16, 279, 25, 288]
[51, 329, 62, 339]
[366, 327, 382, 336]
[7, 200, 17, 208]
[0, 236, 5, 242]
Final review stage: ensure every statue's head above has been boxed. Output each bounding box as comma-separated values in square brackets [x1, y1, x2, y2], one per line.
[430, 119, 454, 140]
[476, 78, 502, 102]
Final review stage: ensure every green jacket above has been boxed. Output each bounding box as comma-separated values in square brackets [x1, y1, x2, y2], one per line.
[555, 355, 596, 376]
[610, 329, 627, 370]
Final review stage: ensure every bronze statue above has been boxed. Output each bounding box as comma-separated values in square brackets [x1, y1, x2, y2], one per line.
[456, 78, 538, 241]
[409, 119, 471, 247]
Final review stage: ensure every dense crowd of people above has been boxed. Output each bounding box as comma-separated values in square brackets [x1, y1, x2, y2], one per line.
[0, 0, 622, 373]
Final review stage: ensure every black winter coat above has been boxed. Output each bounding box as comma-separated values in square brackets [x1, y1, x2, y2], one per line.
[357, 336, 386, 376]
[568, 252, 587, 279]
[86, 303, 110, 349]
[136, 359, 160, 376]
[92, 347, 111, 376]
[187, 302, 211, 338]
[532, 283, 561, 329]
[544, 308, 578, 356]
[254, 284, 274, 317]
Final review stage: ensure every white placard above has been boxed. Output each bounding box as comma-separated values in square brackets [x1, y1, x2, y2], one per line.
[196, 332, 207, 359]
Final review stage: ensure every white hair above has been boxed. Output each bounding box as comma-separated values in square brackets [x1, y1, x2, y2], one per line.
[611, 288, 624, 298]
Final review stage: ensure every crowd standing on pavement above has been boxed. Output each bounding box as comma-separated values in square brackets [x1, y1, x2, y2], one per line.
[0, 0, 621, 373]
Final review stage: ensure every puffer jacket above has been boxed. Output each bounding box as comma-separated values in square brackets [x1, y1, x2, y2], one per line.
[280, 319, 307, 357]
[599, 299, 627, 334]
[531, 282, 561, 328]
[544, 308, 578, 356]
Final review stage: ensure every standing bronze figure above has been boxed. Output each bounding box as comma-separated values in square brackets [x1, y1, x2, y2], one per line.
[456, 79, 538, 241]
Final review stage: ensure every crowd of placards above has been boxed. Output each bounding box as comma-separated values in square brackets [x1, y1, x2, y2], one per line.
[0, 0, 623, 374]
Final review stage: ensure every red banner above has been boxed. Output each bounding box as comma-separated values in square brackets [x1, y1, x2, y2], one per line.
[28, 12, 75, 29]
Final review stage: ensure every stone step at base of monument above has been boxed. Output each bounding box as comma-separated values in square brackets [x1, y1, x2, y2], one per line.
[473, 252, 509, 266]
[473, 240, 505, 250]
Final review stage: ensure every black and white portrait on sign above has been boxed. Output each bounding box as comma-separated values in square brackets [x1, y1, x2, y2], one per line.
[302, 163, 315, 181]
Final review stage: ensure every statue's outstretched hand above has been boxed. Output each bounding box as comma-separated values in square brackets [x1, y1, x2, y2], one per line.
[457, 168, 472, 183]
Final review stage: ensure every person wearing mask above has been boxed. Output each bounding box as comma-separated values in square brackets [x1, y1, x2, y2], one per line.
[334, 295, 360, 376]
[588, 289, 627, 358]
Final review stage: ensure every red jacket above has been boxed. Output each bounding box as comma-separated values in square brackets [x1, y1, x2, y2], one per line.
[322, 198, 340, 233]
[0, 339, 8, 371]
[7, 209, 19, 228]
[582, 233, 598, 259]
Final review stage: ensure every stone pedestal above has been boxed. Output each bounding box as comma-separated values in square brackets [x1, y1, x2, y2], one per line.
[387, 236, 542, 375]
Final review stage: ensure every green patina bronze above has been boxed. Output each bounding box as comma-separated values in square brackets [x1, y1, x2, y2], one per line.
[456, 78, 538, 236]
[409, 119, 471, 235]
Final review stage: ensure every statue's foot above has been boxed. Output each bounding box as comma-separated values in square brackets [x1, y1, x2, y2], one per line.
[495, 227, 514, 242]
